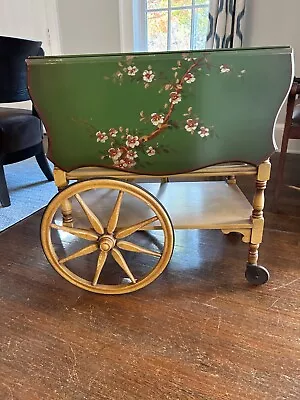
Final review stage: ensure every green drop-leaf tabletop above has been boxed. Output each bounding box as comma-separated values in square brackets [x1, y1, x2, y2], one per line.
[26, 47, 293, 175]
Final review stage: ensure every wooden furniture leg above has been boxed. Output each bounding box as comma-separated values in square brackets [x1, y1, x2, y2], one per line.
[274, 81, 299, 207]
[54, 167, 73, 227]
[245, 159, 271, 284]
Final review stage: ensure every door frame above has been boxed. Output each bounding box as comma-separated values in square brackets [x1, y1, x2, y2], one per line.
[118, 0, 135, 52]
[43, 0, 62, 55]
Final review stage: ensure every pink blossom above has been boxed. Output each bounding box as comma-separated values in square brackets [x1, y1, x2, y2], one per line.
[169, 92, 182, 105]
[126, 135, 140, 148]
[108, 147, 122, 161]
[220, 64, 230, 73]
[150, 113, 165, 126]
[125, 157, 137, 168]
[114, 159, 127, 168]
[127, 65, 139, 76]
[184, 72, 195, 84]
[96, 131, 108, 143]
[114, 157, 136, 169]
[108, 128, 118, 137]
[185, 119, 198, 133]
[127, 150, 138, 160]
[198, 126, 210, 137]
[143, 69, 155, 83]
[146, 146, 156, 156]
[113, 158, 127, 168]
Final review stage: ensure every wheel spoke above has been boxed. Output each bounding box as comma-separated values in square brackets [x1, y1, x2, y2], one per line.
[117, 240, 161, 258]
[107, 191, 124, 234]
[115, 216, 158, 239]
[75, 194, 104, 234]
[111, 248, 136, 283]
[59, 244, 98, 264]
[51, 223, 98, 241]
[92, 251, 108, 286]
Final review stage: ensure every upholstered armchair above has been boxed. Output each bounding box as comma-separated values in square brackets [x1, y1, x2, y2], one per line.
[0, 36, 53, 207]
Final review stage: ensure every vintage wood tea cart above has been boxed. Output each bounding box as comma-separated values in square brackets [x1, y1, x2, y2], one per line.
[26, 47, 293, 294]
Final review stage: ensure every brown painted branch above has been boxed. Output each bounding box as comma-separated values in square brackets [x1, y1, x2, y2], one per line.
[139, 123, 170, 143]
[139, 57, 203, 144]
[110, 57, 207, 159]
[73, 118, 98, 133]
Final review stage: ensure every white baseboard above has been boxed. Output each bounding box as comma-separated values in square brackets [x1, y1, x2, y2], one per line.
[275, 123, 300, 154]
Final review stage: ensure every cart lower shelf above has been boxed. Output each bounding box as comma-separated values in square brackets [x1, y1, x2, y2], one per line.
[68, 181, 253, 232]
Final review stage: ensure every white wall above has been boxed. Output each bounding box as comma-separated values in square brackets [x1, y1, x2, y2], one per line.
[244, 0, 300, 153]
[244, 0, 300, 74]
[0, 0, 51, 54]
[57, 0, 121, 54]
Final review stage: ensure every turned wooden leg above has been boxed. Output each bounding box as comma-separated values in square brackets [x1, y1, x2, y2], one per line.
[247, 243, 259, 266]
[245, 160, 270, 285]
[250, 159, 271, 245]
[54, 167, 73, 227]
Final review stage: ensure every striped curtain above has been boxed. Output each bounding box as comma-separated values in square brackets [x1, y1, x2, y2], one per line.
[206, 0, 246, 49]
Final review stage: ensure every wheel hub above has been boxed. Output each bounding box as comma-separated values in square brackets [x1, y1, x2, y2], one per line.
[99, 234, 116, 252]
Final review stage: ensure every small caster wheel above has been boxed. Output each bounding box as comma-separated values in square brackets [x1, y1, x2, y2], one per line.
[245, 264, 270, 285]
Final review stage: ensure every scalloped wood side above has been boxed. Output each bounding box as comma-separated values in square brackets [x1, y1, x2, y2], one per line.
[221, 229, 251, 243]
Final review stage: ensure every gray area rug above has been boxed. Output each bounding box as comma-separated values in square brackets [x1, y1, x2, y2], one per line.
[0, 157, 57, 232]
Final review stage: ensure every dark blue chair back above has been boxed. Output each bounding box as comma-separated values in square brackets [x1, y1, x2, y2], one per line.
[0, 36, 43, 103]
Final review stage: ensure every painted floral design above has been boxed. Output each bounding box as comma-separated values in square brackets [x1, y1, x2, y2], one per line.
[185, 118, 199, 133]
[127, 65, 139, 76]
[143, 69, 155, 83]
[126, 135, 140, 148]
[127, 150, 138, 159]
[146, 146, 156, 156]
[220, 64, 231, 73]
[85, 53, 245, 170]
[108, 128, 118, 137]
[125, 156, 137, 167]
[184, 72, 196, 83]
[151, 113, 165, 126]
[198, 126, 210, 137]
[238, 69, 246, 78]
[96, 131, 108, 143]
[115, 159, 128, 169]
[169, 92, 182, 105]
[108, 147, 122, 161]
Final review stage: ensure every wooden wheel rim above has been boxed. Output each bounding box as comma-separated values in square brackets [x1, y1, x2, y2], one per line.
[41, 179, 174, 294]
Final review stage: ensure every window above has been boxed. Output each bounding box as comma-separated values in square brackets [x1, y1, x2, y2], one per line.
[133, 0, 209, 52]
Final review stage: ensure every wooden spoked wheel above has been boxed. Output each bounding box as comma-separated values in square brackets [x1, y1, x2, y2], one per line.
[41, 179, 174, 294]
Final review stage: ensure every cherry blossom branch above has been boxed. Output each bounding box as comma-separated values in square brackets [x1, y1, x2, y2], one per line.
[95, 55, 213, 168]
[139, 57, 204, 143]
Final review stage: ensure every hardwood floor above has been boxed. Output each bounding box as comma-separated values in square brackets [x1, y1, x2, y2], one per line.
[0, 154, 299, 400]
